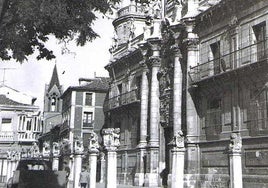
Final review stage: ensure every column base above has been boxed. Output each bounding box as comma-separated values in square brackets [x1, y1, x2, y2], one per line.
[134, 173, 145, 186]
[144, 173, 160, 187]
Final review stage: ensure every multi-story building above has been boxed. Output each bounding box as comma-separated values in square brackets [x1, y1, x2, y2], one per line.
[60, 77, 109, 148]
[105, 0, 268, 187]
[0, 85, 42, 184]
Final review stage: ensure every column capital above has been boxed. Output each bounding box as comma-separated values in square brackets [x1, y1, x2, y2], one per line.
[73, 137, 84, 155]
[147, 38, 162, 52]
[88, 130, 99, 154]
[102, 128, 120, 152]
[183, 37, 199, 50]
[148, 56, 161, 67]
[229, 133, 242, 154]
[52, 142, 60, 158]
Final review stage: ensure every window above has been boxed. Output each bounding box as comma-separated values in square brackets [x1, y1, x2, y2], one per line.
[205, 98, 222, 138]
[1, 118, 12, 132]
[210, 41, 223, 74]
[83, 112, 93, 128]
[85, 93, 93, 106]
[51, 97, 56, 111]
[253, 22, 266, 60]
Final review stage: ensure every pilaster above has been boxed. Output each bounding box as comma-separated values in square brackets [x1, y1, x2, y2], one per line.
[183, 17, 200, 177]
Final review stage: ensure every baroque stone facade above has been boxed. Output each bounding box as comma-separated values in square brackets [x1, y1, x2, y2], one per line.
[104, 0, 268, 187]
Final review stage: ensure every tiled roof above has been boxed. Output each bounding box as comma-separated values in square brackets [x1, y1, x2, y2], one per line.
[71, 77, 110, 92]
[0, 95, 29, 106]
[62, 77, 110, 97]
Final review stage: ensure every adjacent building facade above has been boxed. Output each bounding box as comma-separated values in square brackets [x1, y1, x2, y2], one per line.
[105, 0, 268, 187]
[0, 85, 42, 184]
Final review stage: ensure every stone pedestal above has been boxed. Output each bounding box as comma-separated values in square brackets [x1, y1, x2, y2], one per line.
[102, 128, 120, 188]
[168, 132, 185, 188]
[134, 146, 146, 186]
[229, 133, 243, 188]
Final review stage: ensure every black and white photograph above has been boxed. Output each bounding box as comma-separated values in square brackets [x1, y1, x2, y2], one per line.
[0, 0, 267, 187]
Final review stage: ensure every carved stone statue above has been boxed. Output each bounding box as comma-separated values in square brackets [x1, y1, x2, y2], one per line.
[30, 142, 40, 158]
[52, 142, 60, 157]
[88, 131, 99, 152]
[102, 128, 120, 151]
[229, 133, 242, 153]
[74, 138, 84, 155]
[60, 139, 71, 155]
[42, 142, 50, 158]
[174, 130, 184, 148]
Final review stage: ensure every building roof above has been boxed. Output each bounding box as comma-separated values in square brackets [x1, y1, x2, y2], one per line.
[62, 77, 110, 98]
[0, 94, 30, 106]
[48, 64, 61, 91]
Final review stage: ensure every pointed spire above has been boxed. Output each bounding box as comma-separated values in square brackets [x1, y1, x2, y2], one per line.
[48, 64, 60, 91]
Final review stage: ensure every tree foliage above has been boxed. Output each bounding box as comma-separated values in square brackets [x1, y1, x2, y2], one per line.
[0, 0, 120, 62]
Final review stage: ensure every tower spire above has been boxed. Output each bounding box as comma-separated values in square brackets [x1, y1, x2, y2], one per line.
[48, 64, 60, 91]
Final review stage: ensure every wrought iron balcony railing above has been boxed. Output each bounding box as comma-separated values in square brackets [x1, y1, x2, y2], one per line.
[189, 39, 268, 83]
[105, 89, 140, 110]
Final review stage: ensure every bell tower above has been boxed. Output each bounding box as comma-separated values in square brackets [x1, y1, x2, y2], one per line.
[43, 64, 63, 133]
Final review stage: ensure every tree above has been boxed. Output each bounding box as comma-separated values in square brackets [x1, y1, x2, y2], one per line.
[0, 0, 120, 62]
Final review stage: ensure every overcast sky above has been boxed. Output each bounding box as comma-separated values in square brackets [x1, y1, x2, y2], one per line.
[0, 15, 114, 110]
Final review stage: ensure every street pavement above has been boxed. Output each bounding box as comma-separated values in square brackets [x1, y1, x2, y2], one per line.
[96, 183, 155, 188]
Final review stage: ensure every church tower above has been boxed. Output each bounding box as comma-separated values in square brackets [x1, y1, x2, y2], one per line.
[43, 64, 63, 133]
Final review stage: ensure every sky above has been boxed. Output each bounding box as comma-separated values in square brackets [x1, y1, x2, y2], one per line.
[0, 15, 114, 110]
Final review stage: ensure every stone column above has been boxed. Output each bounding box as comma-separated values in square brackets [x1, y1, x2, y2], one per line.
[135, 43, 149, 186]
[102, 128, 120, 188]
[183, 18, 200, 177]
[144, 39, 161, 187]
[229, 133, 243, 188]
[88, 131, 99, 188]
[168, 27, 186, 188]
[6, 151, 11, 182]
[99, 152, 106, 183]
[52, 142, 60, 171]
[73, 139, 84, 188]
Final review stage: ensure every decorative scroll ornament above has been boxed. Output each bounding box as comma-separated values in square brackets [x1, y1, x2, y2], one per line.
[52, 142, 60, 157]
[229, 133, 242, 153]
[74, 138, 84, 155]
[102, 128, 120, 151]
[88, 131, 99, 153]
[42, 142, 50, 158]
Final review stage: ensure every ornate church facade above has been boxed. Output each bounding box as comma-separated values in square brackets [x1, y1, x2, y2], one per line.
[104, 0, 268, 187]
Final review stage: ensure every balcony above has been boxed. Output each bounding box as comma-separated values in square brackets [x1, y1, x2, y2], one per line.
[106, 89, 140, 110]
[189, 39, 268, 83]
[18, 132, 38, 142]
[0, 132, 14, 142]
[117, 5, 145, 18]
